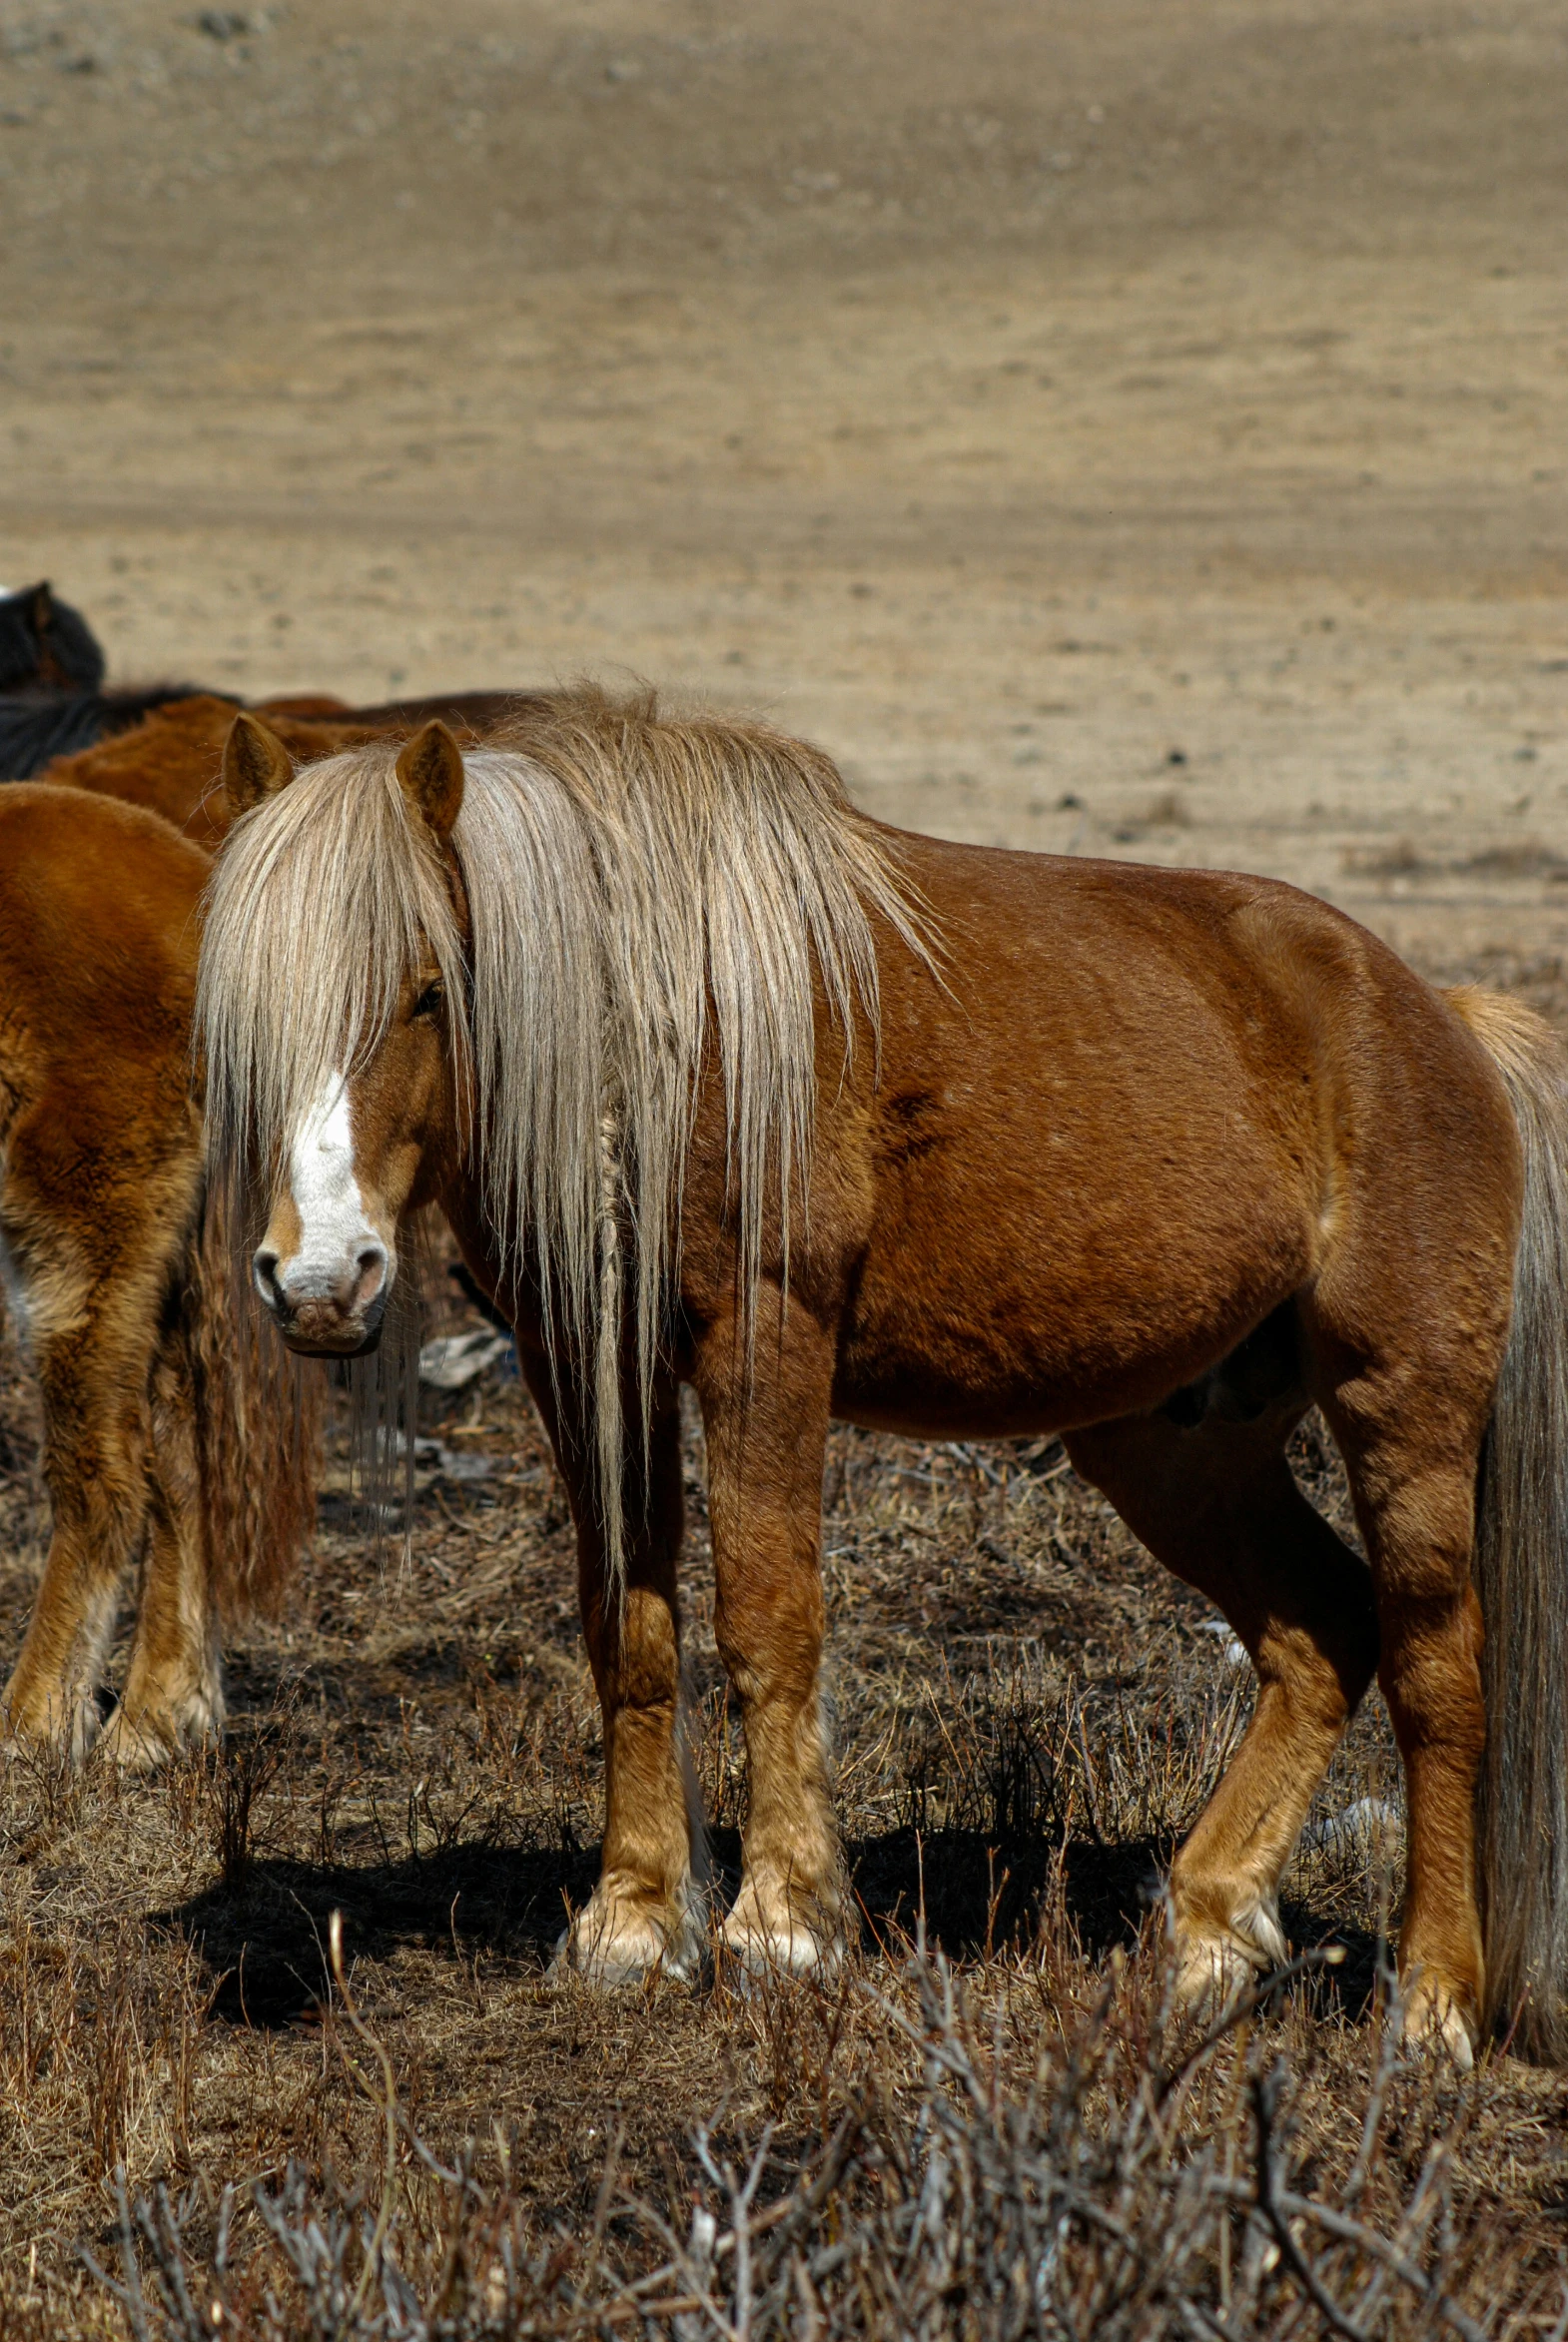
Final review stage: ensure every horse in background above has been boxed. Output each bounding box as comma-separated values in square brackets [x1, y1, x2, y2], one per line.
[0, 576, 544, 803]
[0, 578, 239, 777]
[0, 579, 106, 693]
[0, 784, 318, 1763]
[33, 687, 557, 845]
[198, 697, 1568, 2065]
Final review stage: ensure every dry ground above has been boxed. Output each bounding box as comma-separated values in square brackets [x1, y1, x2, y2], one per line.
[3, 0, 1568, 2331]
[2, 1320, 1568, 2334]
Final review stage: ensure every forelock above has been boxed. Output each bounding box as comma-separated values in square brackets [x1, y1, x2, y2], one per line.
[196, 742, 464, 1175]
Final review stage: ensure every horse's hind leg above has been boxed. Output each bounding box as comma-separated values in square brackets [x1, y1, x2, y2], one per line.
[694, 1295, 843, 1972]
[0, 1254, 151, 1763]
[1313, 1382, 1490, 2061]
[536, 1362, 703, 1983]
[1067, 1403, 1379, 2006]
[99, 1331, 222, 1767]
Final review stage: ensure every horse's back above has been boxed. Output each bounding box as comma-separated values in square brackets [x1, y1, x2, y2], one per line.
[0, 785, 207, 1072]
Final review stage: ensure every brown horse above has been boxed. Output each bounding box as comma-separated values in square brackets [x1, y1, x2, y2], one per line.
[1, 688, 549, 1756]
[0, 784, 319, 1762]
[27, 687, 555, 844]
[195, 695, 1568, 2065]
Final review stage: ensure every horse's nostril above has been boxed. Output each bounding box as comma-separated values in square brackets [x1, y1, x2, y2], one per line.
[253, 1247, 283, 1306]
[356, 1244, 388, 1297]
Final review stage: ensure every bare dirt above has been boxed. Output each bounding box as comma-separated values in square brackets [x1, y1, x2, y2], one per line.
[3, 2, 1568, 2332]
[3, 0, 1567, 977]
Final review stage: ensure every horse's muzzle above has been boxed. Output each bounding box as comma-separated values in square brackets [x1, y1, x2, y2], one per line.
[274, 1293, 390, 1358]
[253, 1240, 392, 1356]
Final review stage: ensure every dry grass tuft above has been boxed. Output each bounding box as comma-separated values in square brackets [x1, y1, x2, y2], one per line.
[2, 1248, 1566, 2337]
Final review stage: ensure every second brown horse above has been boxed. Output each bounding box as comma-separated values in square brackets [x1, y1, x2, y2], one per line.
[1, 687, 548, 1757]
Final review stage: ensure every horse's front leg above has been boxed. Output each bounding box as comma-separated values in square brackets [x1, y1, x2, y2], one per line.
[694, 1295, 844, 1972]
[529, 1359, 704, 1983]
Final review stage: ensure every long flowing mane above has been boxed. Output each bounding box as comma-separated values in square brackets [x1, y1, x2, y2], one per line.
[197, 685, 933, 1562]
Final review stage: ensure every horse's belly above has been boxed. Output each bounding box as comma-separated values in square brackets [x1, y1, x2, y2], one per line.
[829, 1114, 1315, 1437]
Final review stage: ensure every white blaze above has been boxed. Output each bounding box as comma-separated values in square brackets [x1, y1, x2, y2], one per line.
[279, 1073, 379, 1297]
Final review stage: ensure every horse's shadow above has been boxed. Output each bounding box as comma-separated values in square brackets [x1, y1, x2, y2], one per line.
[157, 1840, 596, 2025]
[158, 1824, 1380, 2029]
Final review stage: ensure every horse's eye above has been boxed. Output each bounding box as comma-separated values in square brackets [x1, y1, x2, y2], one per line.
[413, 982, 443, 1021]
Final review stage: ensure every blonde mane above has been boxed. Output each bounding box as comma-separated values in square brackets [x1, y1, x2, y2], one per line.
[197, 686, 932, 1567]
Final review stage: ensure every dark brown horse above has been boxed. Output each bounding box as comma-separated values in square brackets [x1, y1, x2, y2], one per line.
[196, 696, 1568, 2064]
[0, 578, 236, 777]
[0, 579, 107, 693]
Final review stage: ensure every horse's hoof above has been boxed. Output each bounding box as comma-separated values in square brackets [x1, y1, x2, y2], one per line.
[720, 1898, 844, 1980]
[95, 1713, 176, 1772]
[1170, 1897, 1285, 2020]
[0, 1690, 100, 1768]
[1172, 1935, 1255, 2020]
[1396, 1977, 1477, 2071]
[553, 1886, 704, 1987]
[97, 1691, 221, 1771]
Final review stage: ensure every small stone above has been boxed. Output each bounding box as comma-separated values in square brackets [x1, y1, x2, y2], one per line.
[604, 56, 640, 83]
[1166, 747, 1187, 766]
[1057, 791, 1084, 810]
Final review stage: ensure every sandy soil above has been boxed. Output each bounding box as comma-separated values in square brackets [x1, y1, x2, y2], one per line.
[3, 0, 1566, 977]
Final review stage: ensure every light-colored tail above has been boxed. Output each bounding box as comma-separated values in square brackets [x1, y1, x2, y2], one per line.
[1448, 987, 1568, 2060]
[180, 1176, 322, 1621]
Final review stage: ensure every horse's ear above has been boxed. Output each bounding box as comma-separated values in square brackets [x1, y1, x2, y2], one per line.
[223, 712, 295, 816]
[29, 581, 52, 637]
[394, 721, 464, 841]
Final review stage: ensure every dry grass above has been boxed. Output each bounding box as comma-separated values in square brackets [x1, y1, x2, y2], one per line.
[2, 1253, 1567, 2337]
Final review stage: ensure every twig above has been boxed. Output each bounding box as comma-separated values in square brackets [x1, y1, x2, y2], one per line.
[1345, 1933, 1405, 2208]
[1250, 2063, 1371, 2342]
[1277, 2189, 1490, 2342]
[79, 2170, 154, 2342]
[327, 1906, 401, 2328]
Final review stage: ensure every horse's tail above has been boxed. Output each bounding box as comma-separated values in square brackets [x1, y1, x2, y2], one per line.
[179, 1173, 321, 1622]
[1447, 986, 1568, 2060]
